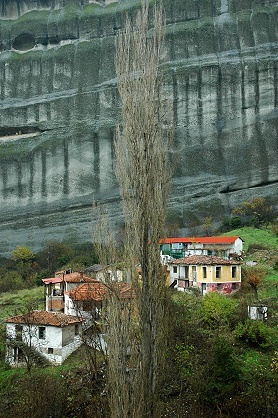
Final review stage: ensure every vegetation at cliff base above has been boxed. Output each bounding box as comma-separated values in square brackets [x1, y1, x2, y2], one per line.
[0, 225, 277, 417]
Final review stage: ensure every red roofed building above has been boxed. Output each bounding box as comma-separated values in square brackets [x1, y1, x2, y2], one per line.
[160, 236, 244, 263]
[5, 270, 133, 367]
[169, 255, 242, 295]
[42, 270, 99, 313]
[64, 282, 134, 319]
[5, 311, 83, 366]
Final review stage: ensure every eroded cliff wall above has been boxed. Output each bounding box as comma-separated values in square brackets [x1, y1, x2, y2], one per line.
[0, 0, 277, 254]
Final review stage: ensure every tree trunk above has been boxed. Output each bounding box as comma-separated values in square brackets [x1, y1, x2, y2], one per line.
[113, 1, 172, 416]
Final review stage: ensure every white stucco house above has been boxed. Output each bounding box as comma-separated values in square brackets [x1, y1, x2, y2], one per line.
[5, 310, 83, 366]
[85, 264, 124, 282]
[5, 268, 134, 367]
[160, 236, 244, 262]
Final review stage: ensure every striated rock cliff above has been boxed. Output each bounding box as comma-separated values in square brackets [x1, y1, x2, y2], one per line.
[0, 0, 277, 254]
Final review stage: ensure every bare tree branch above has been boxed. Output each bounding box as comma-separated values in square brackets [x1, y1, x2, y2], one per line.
[114, 1, 173, 416]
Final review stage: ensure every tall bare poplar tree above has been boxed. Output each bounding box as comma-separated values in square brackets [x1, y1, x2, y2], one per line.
[93, 207, 142, 418]
[114, 1, 172, 416]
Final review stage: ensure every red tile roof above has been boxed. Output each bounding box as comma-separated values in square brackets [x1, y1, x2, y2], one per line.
[67, 283, 108, 302]
[42, 277, 63, 285]
[67, 282, 134, 302]
[42, 272, 97, 285]
[160, 236, 243, 245]
[169, 255, 241, 265]
[5, 311, 82, 327]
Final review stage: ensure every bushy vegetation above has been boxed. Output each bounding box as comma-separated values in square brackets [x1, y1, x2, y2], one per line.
[165, 288, 278, 417]
[201, 292, 238, 328]
[0, 241, 99, 294]
[1, 284, 275, 418]
[0, 226, 277, 417]
[233, 319, 275, 349]
[231, 197, 275, 228]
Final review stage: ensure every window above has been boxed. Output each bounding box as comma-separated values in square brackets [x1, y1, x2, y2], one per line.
[173, 266, 178, 274]
[38, 327, 46, 340]
[75, 324, 79, 336]
[184, 266, 189, 278]
[172, 243, 184, 250]
[217, 283, 222, 291]
[216, 266, 221, 278]
[203, 267, 207, 279]
[48, 347, 53, 354]
[53, 288, 63, 296]
[232, 282, 236, 290]
[15, 325, 23, 341]
[232, 266, 237, 278]
[191, 266, 196, 281]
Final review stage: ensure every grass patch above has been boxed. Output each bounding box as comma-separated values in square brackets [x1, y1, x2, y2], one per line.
[0, 287, 44, 321]
[222, 227, 278, 251]
[222, 227, 278, 300]
[264, 272, 278, 282]
[259, 279, 278, 300]
[0, 366, 26, 386]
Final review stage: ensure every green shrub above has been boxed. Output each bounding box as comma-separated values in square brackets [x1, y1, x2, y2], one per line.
[271, 351, 278, 372]
[272, 222, 278, 236]
[201, 292, 238, 328]
[0, 271, 25, 293]
[230, 216, 242, 229]
[273, 259, 278, 271]
[233, 318, 275, 349]
[175, 343, 194, 379]
[219, 216, 242, 232]
[204, 337, 241, 407]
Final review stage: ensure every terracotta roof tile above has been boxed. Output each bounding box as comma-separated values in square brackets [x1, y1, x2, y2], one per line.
[5, 311, 82, 327]
[169, 255, 241, 265]
[160, 236, 243, 245]
[67, 282, 134, 302]
[67, 283, 108, 301]
[42, 272, 97, 285]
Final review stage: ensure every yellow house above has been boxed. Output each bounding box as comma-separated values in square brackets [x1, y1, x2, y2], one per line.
[169, 255, 241, 295]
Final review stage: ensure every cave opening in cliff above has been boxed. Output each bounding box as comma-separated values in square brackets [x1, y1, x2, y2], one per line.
[12, 33, 36, 51]
[0, 126, 42, 138]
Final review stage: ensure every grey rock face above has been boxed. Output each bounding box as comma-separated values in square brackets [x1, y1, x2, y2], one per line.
[0, 0, 277, 254]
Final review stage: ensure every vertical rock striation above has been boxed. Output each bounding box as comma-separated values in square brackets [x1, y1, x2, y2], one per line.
[0, 0, 277, 254]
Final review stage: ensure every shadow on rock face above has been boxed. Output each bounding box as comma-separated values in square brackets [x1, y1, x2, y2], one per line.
[12, 33, 36, 51]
